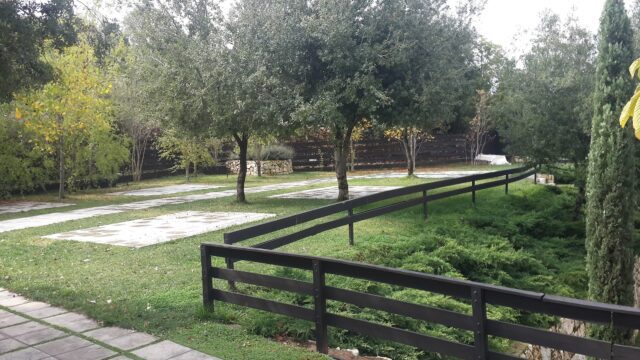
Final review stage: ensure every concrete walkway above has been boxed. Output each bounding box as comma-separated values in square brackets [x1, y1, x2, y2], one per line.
[0, 289, 220, 360]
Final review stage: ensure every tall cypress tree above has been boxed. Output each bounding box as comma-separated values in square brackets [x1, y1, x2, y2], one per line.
[585, 0, 635, 342]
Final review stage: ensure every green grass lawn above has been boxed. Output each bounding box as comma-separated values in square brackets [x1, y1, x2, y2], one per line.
[0, 165, 585, 359]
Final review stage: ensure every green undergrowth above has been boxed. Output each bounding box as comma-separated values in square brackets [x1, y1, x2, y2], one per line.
[211, 184, 587, 359]
[0, 171, 591, 359]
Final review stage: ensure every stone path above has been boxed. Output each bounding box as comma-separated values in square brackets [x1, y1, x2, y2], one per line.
[107, 185, 222, 197]
[0, 289, 221, 360]
[349, 170, 487, 180]
[0, 171, 495, 234]
[0, 178, 333, 234]
[0, 202, 73, 216]
[270, 186, 401, 200]
[43, 211, 275, 248]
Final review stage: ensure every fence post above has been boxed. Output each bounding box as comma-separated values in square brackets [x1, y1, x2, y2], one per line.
[471, 180, 476, 205]
[471, 287, 488, 360]
[312, 260, 328, 354]
[200, 245, 214, 310]
[223, 235, 236, 290]
[422, 190, 428, 220]
[348, 208, 354, 246]
[505, 174, 509, 194]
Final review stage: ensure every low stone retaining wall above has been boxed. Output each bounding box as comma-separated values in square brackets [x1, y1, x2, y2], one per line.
[225, 160, 293, 176]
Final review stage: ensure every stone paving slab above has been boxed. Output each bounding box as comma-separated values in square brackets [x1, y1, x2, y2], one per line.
[22, 306, 67, 320]
[132, 340, 192, 360]
[0, 347, 50, 360]
[101, 332, 157, 350]
[55, 343, 115, 360]
[0, 322, 49, 337]
[43, 313, 100, 333]
[0, 177, 334, 233]
[0, 209, 122, 234]
[0, 202, 74, 215]
[107, 184, 222, 196]
[13, 327, 65, 345]
[34, 336, 94, 356]
[0, 289, 221, 360]
[270, 186, 401, 200]
[43, 211, 276, 248]
[0, 314, 28, 328]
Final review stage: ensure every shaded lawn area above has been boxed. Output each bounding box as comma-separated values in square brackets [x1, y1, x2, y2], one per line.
[0, 168, 585, 359]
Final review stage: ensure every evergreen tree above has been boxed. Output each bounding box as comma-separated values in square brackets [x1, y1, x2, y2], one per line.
[585, 0, 635, 342]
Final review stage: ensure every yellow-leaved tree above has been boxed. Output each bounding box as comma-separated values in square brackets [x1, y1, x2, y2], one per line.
[620, 58, 640, 138]
[15, 40, 127, 199]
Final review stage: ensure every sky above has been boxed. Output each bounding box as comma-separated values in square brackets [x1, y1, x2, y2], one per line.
[89, 0, 631, 56]
[470, 0, 607, 55]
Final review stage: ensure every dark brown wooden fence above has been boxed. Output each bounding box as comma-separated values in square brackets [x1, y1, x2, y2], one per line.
[287, 134, 468, 171]
[201, 244, 640, 360]
[201, 166, 640, 359]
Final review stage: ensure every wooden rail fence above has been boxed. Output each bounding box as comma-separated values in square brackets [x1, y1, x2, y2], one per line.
[201, 166, 640, 359]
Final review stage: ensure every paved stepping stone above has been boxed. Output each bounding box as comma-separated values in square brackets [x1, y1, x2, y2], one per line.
[0, 202, 73, 215]
[0, 338, 25, 353]
[43, 313, 99, 332]
[0, 347, 49, 360]
[0, 209, 121, 234]
[0, 314, 28, 328]
[108, 184, 222, 196]
[35, 336, 93, 356]
[13, 327, 65, 345]
[0, 322, 49, 337]
[85, 327, 156, 350]
[132, 340, 193, 360]
[270, 186, 401, 200]
[55, 343, 115, 360]
[0, 289, 222, 360]
[43, 211, 275, 248]
[0, 177, 333, 233]
[22, 306, 67, 320]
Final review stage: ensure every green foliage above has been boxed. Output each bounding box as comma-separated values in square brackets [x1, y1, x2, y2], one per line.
[0, 0, 77, 102]
[0, 105, 51, 197]
[14, 41, 128, 195]
[156, 130, 216, 180]
[223, 185, 586, 359]
[585, 0, 636, 342]
[248, 145, 295, 161]
[493, 12, 595, 171]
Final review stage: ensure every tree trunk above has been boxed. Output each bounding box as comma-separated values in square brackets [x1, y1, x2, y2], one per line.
[401, 129, 416, 176]
[132, 137, 148, 182]
[334, 124, 355, 201]
[234, 132, 249, 202]
[185, 163, 190, 181]
[57, 115, 65, 200]
[349, 137, 355, 172]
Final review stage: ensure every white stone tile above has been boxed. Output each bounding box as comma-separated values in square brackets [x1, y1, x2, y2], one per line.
[0, 177, 334, 233]
[43, 211, 275, 248]
[43, 313, 99, 333]
[0, 202, 73, 215]
[107, 184, 221, 196]
[0, 209, 121, 234]
[132, 340, 191, 360]
[270, 186, 401, 200]
[0, 347, 49, 360]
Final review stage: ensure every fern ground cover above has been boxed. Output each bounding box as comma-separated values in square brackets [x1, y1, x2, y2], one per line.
[0, 168, 589, 359]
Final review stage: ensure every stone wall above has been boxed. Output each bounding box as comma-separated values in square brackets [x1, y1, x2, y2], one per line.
[225, 160, 293, 176]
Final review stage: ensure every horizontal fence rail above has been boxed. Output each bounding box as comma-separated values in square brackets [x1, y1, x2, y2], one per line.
[201, 165, 640, 358]
[224, 166, 536, 251]
[201, 244, 640, 359]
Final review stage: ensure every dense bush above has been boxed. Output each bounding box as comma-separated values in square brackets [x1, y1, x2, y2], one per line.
[212, 185, 587, 359]
[247, 144, 295, 161]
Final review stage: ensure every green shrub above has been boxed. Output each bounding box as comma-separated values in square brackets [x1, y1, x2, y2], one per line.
[248, 144, 295, 161]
